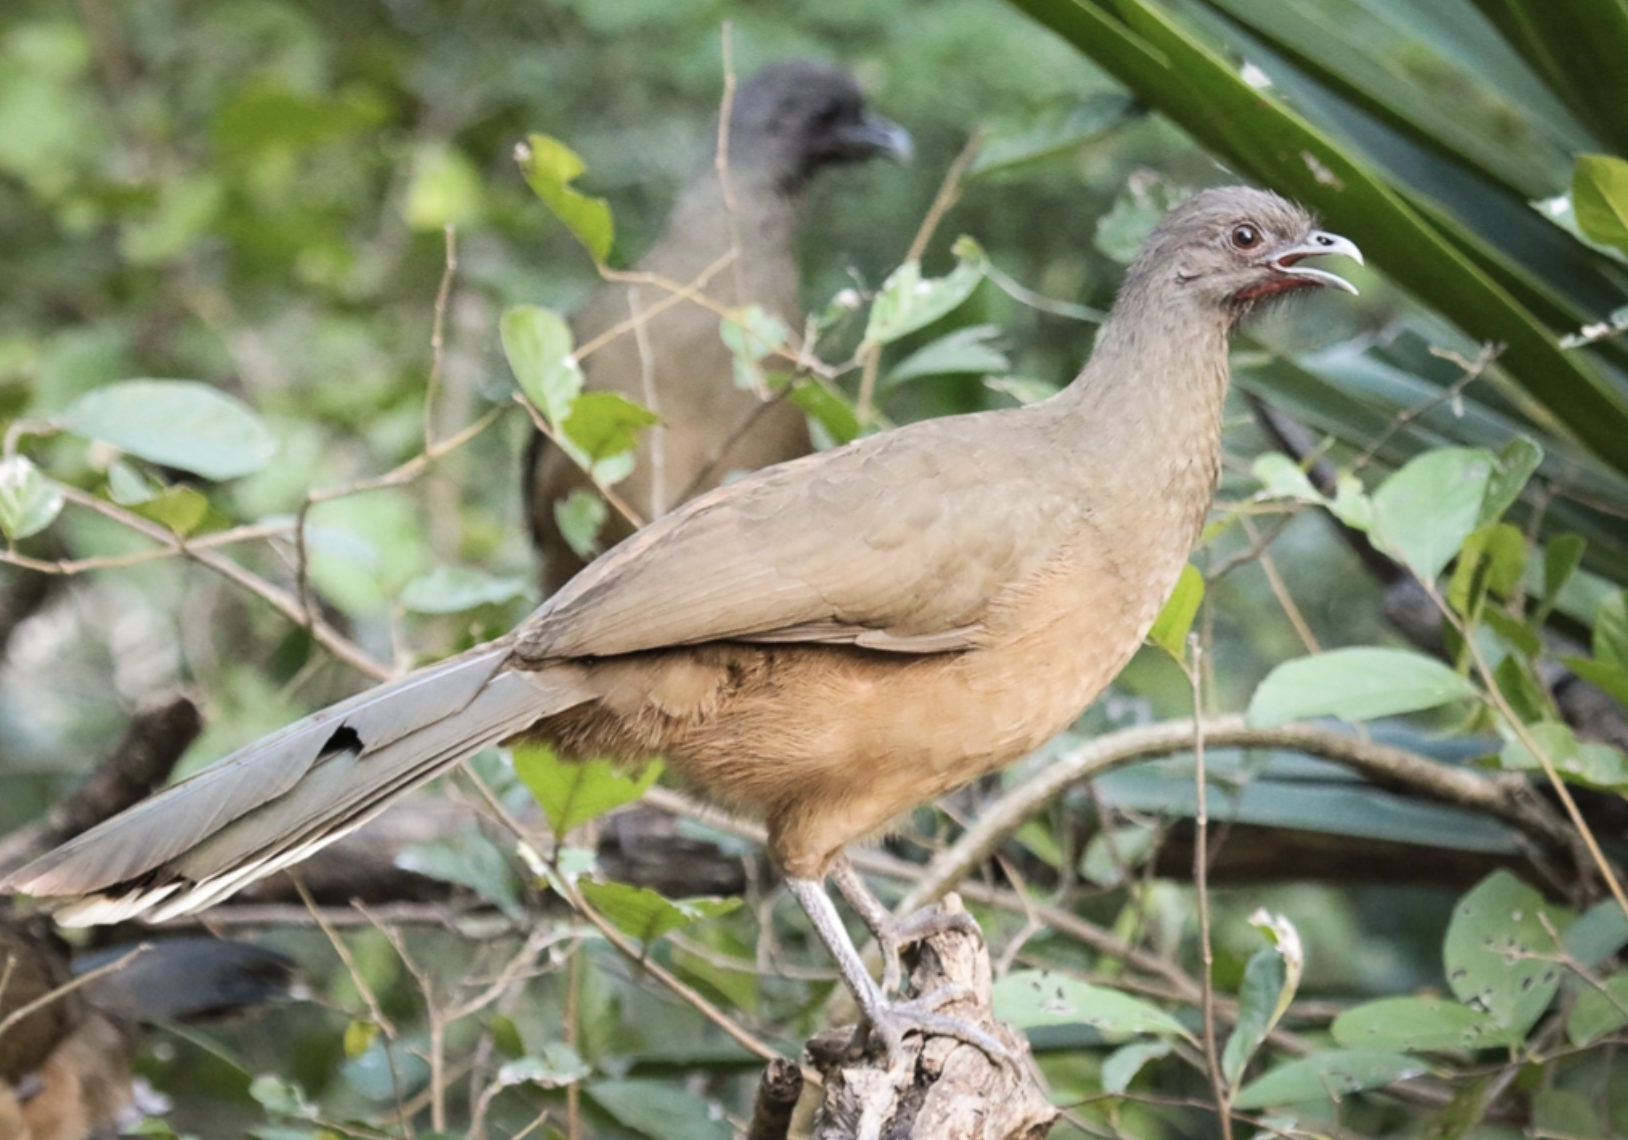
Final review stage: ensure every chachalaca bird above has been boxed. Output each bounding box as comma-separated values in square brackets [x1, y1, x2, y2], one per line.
[6, 187, 1360, 1058]
[0, 913, 295, 1139]
[525, 60, 911, 595]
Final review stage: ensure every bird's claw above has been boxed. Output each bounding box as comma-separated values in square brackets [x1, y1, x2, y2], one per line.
[853, 984, 1018, 1070]
[876, 906, 984, 995]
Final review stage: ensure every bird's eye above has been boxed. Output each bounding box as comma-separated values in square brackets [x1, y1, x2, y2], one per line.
[1230, 223, 1261, 251]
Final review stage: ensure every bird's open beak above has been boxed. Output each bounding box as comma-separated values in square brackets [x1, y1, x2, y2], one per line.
[1262, 230, 1364, 295]
[833, 114, 914, 164]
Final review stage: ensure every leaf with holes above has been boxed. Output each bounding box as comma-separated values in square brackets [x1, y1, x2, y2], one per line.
[1442, 871, 1573, 1039]
[1331, 996, 1503, 1052]
[993, 971, 1191, 1041]
[1234, 1049, 1428, 1109]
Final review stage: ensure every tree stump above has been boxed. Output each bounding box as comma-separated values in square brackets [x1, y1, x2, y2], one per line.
[802, 895, 1056, 1140]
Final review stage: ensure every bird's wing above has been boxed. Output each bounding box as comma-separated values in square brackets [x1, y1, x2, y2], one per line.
[519, 406, 1083, 660]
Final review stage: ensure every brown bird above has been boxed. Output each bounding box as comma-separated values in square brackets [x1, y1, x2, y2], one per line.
[525, 60, 911, 595]
[6, 187, 1360, 1057]
[0, 913, 294, 1139]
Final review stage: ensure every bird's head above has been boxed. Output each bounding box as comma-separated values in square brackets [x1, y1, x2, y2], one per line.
[1131, 186, 1363, 321]
[726, 61, 912, 192]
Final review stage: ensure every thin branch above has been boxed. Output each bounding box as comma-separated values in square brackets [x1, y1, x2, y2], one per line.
[1186, 639, 1232, 1140]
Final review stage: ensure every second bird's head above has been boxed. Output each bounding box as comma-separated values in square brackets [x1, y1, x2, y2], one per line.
[1127, 186, 1364, 323]
[723, 60, 912, 193]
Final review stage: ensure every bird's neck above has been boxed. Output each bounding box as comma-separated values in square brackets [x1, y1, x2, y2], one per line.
[663, 167, 800, 310]
[1048, 277, 1233, 522]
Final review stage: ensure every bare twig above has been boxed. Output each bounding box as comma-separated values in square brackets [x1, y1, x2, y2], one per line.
[1186, 638, 1232, 1140]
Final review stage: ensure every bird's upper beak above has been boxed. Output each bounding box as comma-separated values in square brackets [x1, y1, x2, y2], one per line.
[831, 113, 914, 164]
[1259, 230, 1364, 296]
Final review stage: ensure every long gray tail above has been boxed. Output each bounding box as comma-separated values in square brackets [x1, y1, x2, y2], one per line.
[6, 646, 589, 926]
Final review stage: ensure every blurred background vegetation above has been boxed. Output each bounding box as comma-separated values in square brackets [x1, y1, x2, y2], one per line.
[0, 0, 1625, 1136]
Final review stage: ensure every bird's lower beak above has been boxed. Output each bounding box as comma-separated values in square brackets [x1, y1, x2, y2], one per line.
[833, 114, 914, 164]
[1265, 230, 1364, 295]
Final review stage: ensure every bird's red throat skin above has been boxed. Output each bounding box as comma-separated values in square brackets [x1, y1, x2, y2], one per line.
[1232, 275, 1320, 303]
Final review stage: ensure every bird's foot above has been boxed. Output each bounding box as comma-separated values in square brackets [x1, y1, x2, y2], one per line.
[873, 905, 983, 995]
[853, 984, 1017, 1069]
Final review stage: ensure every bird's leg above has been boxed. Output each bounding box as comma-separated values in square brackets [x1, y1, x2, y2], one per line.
[828, 857, 982, 995]
[784, 876, 1013, 1067]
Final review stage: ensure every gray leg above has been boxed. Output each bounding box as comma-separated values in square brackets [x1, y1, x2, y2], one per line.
[785, 875, 1013, 1066]
[828, 857, 981, 995]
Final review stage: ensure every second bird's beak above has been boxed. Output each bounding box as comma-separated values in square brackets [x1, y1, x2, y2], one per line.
[1263, 230, 1364, 295]
[832, 114, 914, 164]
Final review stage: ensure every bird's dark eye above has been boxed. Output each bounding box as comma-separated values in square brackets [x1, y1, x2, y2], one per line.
[1230, 223, 1261, 251]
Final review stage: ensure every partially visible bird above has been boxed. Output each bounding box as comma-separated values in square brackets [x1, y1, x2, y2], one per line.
[525, 59, 911, 595]
[0, 913, 296, 1140]
[7, 187, 1359, 1060]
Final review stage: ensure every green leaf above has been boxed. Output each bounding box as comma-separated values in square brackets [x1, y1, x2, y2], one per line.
[1596, 590, 1628, 672]
[343, 1020, 378, 1059]
[500, 304, 582, 426]
[1564, 899, 1628, 969]
[1247, 647, 1479, 727]
[1147, 563, 1203, 659]
[1100, 1041, 1171, 1094]
[1447, 523, 1527, 619]
[1499, 721, 1628, 789]
[1537, 534, 1585, 622]
[1331, 996, 1503, 1052]
[132, 484, 209, 537]
[1566, 974, 1628, 1046]
[402, 141, 483, 231]
[1479, 438, 1543, 525]
[1443, 870, 1571, 1037]
[560, 391, 659, 465]
[514, 134, 613, 263]
[1221, 911, 1302, 1089]
[1094, 177, 1187, 264]
[498, 1042, 592, 1088]
[1564, 656, 1628, 712]
[972, 92, 1133, 175]
[862, 236, 985, 347]
[1534, 1089, 1606, 1140]
[1573, 154, 1628, 257]
[1233, 1049, 1428, 1109]
[718, 306, 789, 392]
[884, 325, 1010, 388]
[789, 380, 861, 446]
[1079, 822, 1157, 888]
[397, 827, 522, 917]
[576, 879, 739, 945]
[1252, 451, 1322, 503]
[59, 379, 277, 479]
[993, 971, 1191, 1040]
[585, 1078, 730, 1140]
[513, 743, 662, 838]
[1370, 447, 1497, 581]
[398, 566, 528, 615]
[555, 486, 608, 561]
[0, 455, 63, 540]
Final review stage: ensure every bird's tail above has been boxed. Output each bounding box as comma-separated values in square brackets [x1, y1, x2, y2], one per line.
[6, 645, 590, 926]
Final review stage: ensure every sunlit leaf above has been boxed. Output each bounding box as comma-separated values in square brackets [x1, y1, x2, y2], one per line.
[561, 391, 659, 464]
[863, 236, 986, 347]
[1370, 447, 1496, 581]
[513, 744, 662, 838]
[514, 134, 613, 263]
[555, 486, 608, 561]
[0, 455, 64, 540]
[576, 880, 739, 945]
[884, 325, 1009, 389]
[1247, 647, 1479, 727]
[1572, 156, 1628, 257]
[1499, 721, 1628, 790]
[60, 379, 277, 479]
[501, 304, 582, 426]
[498, 1042, 592, 1088]
[1147, 563, 1203, 659]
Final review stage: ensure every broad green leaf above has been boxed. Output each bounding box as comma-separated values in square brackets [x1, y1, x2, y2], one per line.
[513, 744, 662, 838]
[1566, 975, 1628, 1046]
[1537, 534, 1585, 622]
[561, 391, 659, 465]
[398, 566, 528, 615]
[1234, 1049, 1428, 1109]
[1247, 647, 1479, 727]
[500, 304, 581, 426]
[497, 1042, 592, 1088]
[514, 134, 613, 263]
[1100, 1041, 1171, 1094]
[0, 455, 63, 539]
[1564, 899, 1628, 969]
[1573, 158, 1628, 257]
[883, 325, 1010, 388]
[489, 1015, 525, 1059]
[60, 379, 277, 479]
[586, 1078, 730, 1140]
[1079, 822, 1157, 887]
[718, 305, 789, 392]
[132, 484, 209, 536]
[1534, 1089, 1606, 1140]
[972, 91, 1133, 175]
[1564, 656, 1628, 711]
[1443, 870, 1571, 1037]
[1094, 177, 1186, 264]
[1479, 438, 1543, 526]
[1252, 451, 1322, 503]
[1147, 563, 1203, 659]
[1499, 721, 1628, 789]
[789, 380, 861, 446]
[1596, 590, 1628, 672]
[1329, 470, 1374, 532]
[397, 827, 522, 917]
[343, 1021, 378, 1059]
[576, 880, 739, 945]
[862, 236, 985, 347]
[555, 486, 608, 560]
[1370, 447, 1496, 581]
[1446, 523, 1527, 619]
[993, 971, 1191, 1040]
[1331, 995, 1503, 1052]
